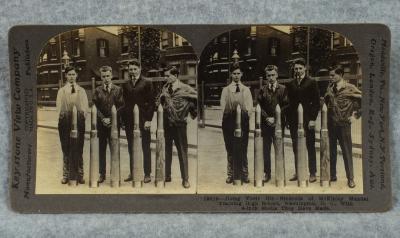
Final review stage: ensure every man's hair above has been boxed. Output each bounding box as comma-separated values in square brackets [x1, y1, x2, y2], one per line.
[293, 58, 306, 67]
[164, 65, 179, 76]
[265, 65, 278, 73]
[231, 62, 242, 72]
[64, 66, 77, 74]
[128, 59, 141, 67]
[99, 65, 112, 74]
[329, 65, 344, 76]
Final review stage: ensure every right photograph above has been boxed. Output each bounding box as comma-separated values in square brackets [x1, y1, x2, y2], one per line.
[197, 25, 363, 194]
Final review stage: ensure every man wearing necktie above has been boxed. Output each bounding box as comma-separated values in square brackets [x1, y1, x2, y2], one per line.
[92, 66, 124, 183]
[159, 65, 197, 189]
[56, 66, 89, 184]
[121, 59, 155, 183]
[286, 58, 320, 183]
[257, 65, 288, 183]
[220, 63, 253, 184]
[325, 66, 361, 188]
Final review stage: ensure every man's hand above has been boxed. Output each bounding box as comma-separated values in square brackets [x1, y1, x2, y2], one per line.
[308, 120, 316, 130]
[266, 117, 275, 126]
[144, 121, 151, 130]
[102, 118, 111, 127]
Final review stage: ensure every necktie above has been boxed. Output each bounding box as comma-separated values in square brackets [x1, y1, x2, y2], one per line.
[71, 84, 75, 94]
[168, 83, 173, 95]
[333, 83, 338, 93]
[132, 76, 138, 87]
[236, 83, 240, 93]
[269, 83, 275, 92]
[106, 85, 109, 93]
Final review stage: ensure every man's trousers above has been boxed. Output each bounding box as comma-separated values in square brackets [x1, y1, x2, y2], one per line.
[165, 125, 189, 181]
[289, 124, 317, 175]
[125, 128, 152, 177]
[222, 112, 249, 179]
[328, 122, 354, 180]
[98, 124, 120, 177]
[58, 112, 85, 180]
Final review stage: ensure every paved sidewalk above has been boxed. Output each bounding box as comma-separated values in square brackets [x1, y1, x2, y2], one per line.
[197, 126, 363, 194]
[36, 108, 198, 194]
[201, 106, 362, 157]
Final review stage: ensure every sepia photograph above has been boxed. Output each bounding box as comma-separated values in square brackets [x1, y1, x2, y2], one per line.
[9, 23, 391, 213]
[197, 25, 363, 194]
[35, 25, 364, 195]
[35, 26, 198, 194]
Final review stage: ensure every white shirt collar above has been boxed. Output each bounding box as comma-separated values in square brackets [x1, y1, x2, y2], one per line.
[269, 81, 277, 91]
[104, 83, 112, 91]
[297, 74, 305, 85]
[229, 81, 243, 92]
[131, 75, 140, 81]
[67, 82, 77, 88]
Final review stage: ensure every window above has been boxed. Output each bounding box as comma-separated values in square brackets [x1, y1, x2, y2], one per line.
[220, 36, 228, 44]
[42, 53, 48, 62]
[122, 69, 129, 80]
[174, 34, 182, 47]
[333, 32, 341, 47]
[269, 38, 280, 56]
[74, 39, 80, 57]
[213, 52, 218, 61]
[187, 64, 196, 76]
[50, 44, 57, 60]
[78, 29, 85, 38]
[182, 37, 189, 46]
[121, 35, 129, 53]
[247, 39, 252, 56]
[97, 39, 109, 57]
[250, 26, 257, 36]
[161, 31, 169, 48]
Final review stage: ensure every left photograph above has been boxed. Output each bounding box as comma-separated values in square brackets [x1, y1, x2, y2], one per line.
[36, 26, 198, 194]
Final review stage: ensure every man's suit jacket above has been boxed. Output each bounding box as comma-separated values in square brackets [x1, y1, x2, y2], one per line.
[257, 83, 288, 134]
[286, 76, 320, 128]
[122, 75, 155, 130]
[92, 84, 124, 133]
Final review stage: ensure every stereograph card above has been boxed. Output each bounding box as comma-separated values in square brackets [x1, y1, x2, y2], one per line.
[8, 24, 391, 212]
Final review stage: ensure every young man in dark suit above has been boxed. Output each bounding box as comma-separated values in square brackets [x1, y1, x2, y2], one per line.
[122, 59, 155, 183]
[92, 66, 124, 183]
[257, 65, 288, 183]
[286, 58, 320, 183]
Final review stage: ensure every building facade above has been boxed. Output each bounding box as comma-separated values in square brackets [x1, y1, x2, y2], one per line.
[198, 26, 292, 105]
[37, 27, 120, 105]
[37, 26, 198, 105]
[117, 27, 198, 86]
